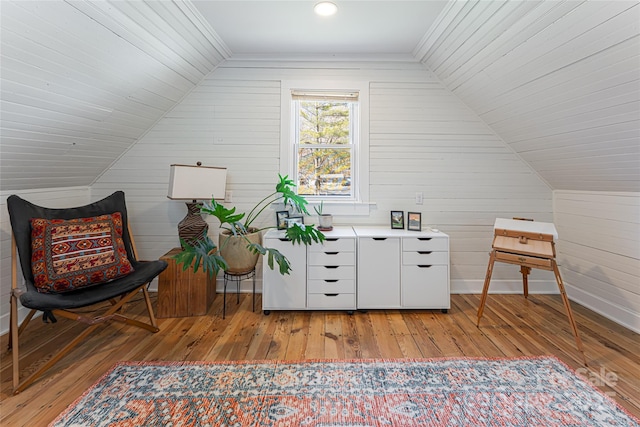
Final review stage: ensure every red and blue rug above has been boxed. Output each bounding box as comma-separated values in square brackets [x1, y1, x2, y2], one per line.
[51, 356, 638, 426]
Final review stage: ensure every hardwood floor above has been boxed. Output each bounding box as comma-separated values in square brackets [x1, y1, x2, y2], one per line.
[1, 292, 639, 426]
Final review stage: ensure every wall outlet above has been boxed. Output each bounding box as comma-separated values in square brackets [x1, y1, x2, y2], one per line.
[415, 192, 423, 205]
[225, 190, 233, 202]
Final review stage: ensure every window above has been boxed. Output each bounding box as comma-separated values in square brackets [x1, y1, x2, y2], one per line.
[293, 90, 358, 199]
[281, 80, 370, 212]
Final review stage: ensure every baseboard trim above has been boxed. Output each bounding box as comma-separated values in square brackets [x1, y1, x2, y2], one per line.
[450, 279, 559, 294]
[3, 281, 635, 336]
[565, 283, 640, 334]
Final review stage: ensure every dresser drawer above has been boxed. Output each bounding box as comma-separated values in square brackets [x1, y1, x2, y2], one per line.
[308, 265, 355, 280]
[307, 293, 355, 309]
[402, 237, 448, 252]
[308, 279, 355, 294]
[402, 251, 449, 266]
[309, 238, 355, 253]
[308, 251, 355, 266]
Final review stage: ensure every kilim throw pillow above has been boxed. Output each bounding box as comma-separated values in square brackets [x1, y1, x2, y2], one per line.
[30, 212, 134, 293]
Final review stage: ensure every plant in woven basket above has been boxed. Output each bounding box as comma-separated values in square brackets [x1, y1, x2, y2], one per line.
[174, 174, 325, 276]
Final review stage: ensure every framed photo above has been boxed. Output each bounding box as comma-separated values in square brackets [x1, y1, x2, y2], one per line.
[408, 212, 422, 231]
[390, 211, 404, 229]
[276, 211, 289, 230]
[287, 215, 304, 228]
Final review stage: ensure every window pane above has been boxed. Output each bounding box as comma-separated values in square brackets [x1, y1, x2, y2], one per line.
[299, 101, 350, 145]
[297, 148, 351, 196]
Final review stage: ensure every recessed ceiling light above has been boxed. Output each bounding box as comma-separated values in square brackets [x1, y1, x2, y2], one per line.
[314, 1, 338, 16]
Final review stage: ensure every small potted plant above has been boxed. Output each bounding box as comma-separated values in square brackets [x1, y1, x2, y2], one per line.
[175, 174, 325, 277]
[314, 201, 333, 231]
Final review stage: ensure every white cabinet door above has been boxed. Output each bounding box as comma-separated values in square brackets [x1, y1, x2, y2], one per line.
[357, 237, 401, 308]
[262, 235, 307, 310]
[401, 265, 449, 308]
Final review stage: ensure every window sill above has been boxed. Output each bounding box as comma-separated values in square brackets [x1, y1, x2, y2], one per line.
[312, 201, 375, 216]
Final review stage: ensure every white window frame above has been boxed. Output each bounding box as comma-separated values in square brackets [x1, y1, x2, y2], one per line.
[280, 80, 371, 215]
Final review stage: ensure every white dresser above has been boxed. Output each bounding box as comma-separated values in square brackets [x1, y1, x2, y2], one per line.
[307, 227, 356, 310]
[262, 227, 356, 313]
[353, 227, 450, 311]
[262, 226, 449, 313]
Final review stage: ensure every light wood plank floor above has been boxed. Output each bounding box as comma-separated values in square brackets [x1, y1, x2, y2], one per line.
[1, 293, 639, 426]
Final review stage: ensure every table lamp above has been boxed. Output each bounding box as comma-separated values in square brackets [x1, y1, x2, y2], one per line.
[167, 163, 227, 249]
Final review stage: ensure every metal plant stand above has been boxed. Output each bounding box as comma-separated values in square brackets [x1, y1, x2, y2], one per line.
[222, 269, 256, 319]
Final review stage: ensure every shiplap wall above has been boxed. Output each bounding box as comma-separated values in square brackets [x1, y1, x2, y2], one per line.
[0, 187, 90, 333]
[0, 0, 228, 191]
[554, 191, 640, 333]
[417, 0, 640, 192]
[90, 60, 554, 298]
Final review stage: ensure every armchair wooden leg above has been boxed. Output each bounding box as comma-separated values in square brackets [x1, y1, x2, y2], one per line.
[11, 285, 160, 394]
[10, 291, 20, 393]
[13, 321, 103, 395]
[142, 286, 158, 329]
[8, 308, 36, 351]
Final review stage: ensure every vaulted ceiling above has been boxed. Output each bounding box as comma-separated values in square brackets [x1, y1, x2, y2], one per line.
[1, 0, 638, 192]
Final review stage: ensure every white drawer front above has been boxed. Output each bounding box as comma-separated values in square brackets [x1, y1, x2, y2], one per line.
[308, 251, 355, 266]
[309, 238, 355, 253]
[307, 293, 355, 309]
[401, 265, 450, 309]
[402, 237, 448, 252]
[308, 279, 355, 294]
[402, 251, 449, 266]
[308, 265, 355, 280]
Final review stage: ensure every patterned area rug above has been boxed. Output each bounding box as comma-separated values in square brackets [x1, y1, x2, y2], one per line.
[51, 356, 638, 426]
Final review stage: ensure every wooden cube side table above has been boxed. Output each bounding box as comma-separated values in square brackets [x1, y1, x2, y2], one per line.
[157, 248, 216, 318]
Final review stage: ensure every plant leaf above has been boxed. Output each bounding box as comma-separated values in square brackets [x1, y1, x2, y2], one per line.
[285, 223, 326, 246]
[201, 199, 245, 227]
[173, 237, 227, 278]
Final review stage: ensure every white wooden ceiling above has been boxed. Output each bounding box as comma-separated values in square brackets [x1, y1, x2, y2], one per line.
[418, 1, 640, 192]
[1, 0, 638, 192]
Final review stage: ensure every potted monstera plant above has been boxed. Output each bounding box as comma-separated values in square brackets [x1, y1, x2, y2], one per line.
[175, 174, 325, 277]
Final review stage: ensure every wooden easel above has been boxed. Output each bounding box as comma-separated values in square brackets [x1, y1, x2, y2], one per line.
[476, 218, 587, 365]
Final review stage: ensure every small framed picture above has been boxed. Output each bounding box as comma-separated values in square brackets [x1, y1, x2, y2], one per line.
[276, 211, 289, 230]
[287, 216, 304, 228]
[408, 212, 422, 231]
[390, 211, 404, 229]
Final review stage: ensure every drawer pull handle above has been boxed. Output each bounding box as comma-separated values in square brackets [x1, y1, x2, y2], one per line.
[418, 251, 432, 255]
[326, 238, 339, 241]
[325, 252, 339, 255]
[418, 265, 433, 268]
[324, 279, 338, 283]
[278, 238, 290, 242]
[418, 238, 432, 241]
[324, 293, 339, 297]
[324, 265, 339, 269]
[373, 238, 387, 241]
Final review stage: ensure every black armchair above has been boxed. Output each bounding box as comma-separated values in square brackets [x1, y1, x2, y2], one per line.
[7, 191, 168, 394]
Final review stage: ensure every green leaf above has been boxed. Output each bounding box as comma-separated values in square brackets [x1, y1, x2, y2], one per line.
[173, 237, 227, 278]
[201, 199, 245, 228]
[248, 242, 292, 275]
[284, 223, 325, 246]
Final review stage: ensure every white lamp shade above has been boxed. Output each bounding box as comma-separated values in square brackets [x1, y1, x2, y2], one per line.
[167, 164, 227, 200]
